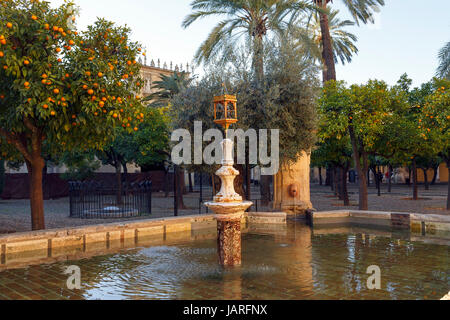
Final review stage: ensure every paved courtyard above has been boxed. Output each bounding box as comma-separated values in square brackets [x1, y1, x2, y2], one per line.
[0, 183, 448, 234]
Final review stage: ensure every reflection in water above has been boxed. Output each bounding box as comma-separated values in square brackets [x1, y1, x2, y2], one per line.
[0, 222, 448, 300]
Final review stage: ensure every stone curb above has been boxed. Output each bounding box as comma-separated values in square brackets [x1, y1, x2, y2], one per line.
[311, 210, 450, 234]
[0, 212, 288, 267]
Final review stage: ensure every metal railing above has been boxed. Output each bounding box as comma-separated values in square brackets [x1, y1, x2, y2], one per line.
[69, 181, 152, 219]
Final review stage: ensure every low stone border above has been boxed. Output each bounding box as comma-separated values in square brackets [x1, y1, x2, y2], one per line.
[247, 212, 287, 225]
[309, 210, 450, 236]
[0, 212, 287, 270]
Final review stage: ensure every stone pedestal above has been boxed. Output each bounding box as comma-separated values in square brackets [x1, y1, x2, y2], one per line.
[205, 203, 252, 267]
[204, 136, 252, 267]
[217, 217, 242, 266]
[273, 151, 313, 215]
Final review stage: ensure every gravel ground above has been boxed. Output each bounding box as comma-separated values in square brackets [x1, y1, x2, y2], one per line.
[0, 183, 448, 234]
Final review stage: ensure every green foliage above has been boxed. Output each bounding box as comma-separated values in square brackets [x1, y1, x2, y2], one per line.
[437, 41, 450, 79]
[96, 107, 171, 170]
[0, 0, 146, 163]
[133, 107, 171, 167]
[144, 71, 192, 107]
[182, 0, 313, 66]
[59, 151, 100, 181]
[172, 39, 319, 170]
[292, 9, 358, 65]
[418, 79, 450, 162]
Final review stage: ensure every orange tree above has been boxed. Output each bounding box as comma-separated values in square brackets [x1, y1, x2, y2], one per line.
[319, 80, 407, 210]
[0, 0, 145, 230]
[418, 79, 450, 209]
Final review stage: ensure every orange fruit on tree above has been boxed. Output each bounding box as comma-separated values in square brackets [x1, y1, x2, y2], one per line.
[6, 23, 13, 28]
[113, 113, 118, 118]
[53, 88, 60, 94]
[85, 71, 91, 77]
[87, 89, 94, 95]
[50, 111, 56, 116]
[0, 52, 4, 58]
[24, 82, 30, 87]
[43, 104, 48, 109]
[98, 72, 103, 77]
[31, 15, 38, 20]
[44, 24, 50, 30]
[55, 47, 61, 53]
[24, 60, 30, 65]
[0, 39, 6, 45]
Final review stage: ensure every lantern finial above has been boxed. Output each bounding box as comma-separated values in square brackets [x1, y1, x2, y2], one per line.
[213, 94, 238, 132]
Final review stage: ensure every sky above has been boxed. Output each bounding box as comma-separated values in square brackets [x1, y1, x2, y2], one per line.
[48, 0, 450, 87]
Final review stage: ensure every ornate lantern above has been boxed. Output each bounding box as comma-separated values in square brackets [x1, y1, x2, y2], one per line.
[213, 94, 238, 131]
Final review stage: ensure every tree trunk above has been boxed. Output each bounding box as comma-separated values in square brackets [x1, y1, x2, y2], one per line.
[431, 166, 439, 185]
[188, 171, 193, 193]
[245, 150, 251, 201]
[349, 125, 368, 210]
[412, 158, 418, 200]
[260, 175, 272, 206]
[421, 168, 429, 191]
[342, 165, 350, 206]
[333, 167, 338, 196]
[329, 166, 334, 191]
[376, 166, 381, 197]
[252, 35, 264, 86]
[317, 1, 336, 83]
[447, 161, 450, 210]
[388, 165, 393, 193]
[319, 167, 323, 186]
[337, 167, 343, 200]
[26, 158, 46, 230]
[326, 168, 331, 186]
[115, 163, 123, 205]
[176, 167, 186, 209]
[234, 164, 246, 199]
[122, 163, 129, 195]
[164, 169, 170, 198]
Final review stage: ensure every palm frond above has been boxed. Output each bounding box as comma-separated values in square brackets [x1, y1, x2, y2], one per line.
[437, 41, 450, 79]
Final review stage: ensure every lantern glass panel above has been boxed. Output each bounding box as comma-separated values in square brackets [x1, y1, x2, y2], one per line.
[216, 103, 225, 120]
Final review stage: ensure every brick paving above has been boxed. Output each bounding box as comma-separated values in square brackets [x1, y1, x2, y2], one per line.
[0, 183, 448, 234]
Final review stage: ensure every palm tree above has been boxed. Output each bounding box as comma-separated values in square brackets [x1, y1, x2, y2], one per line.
[437, 41, 450, 79]
[182, 0, 313, 85]
[144, 71, 192, 107]
[292, 9, 358, 82]
[296, 0, 384, 82]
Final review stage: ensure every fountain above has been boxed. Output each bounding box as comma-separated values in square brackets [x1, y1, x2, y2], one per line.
[205, 94, 252, 267]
